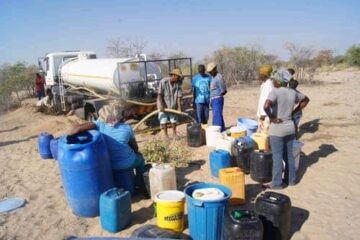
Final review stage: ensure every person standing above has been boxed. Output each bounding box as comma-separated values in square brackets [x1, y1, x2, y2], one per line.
[257, 65, 274, 134]
[264, 69, 309, 189]
[288, 68, 303, 136]
[35, 73, 45, 100]
[157, 68, 183, 140]
[192, 64, 211, 124]
[207, 62, 227, 132]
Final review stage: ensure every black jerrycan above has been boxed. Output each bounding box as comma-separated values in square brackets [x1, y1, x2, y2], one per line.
[232, 143, 253, 174]
[223, 209, 263, 240]
[250, 150, 273, 183]
[255, 191, 292, 240]
[187, 122, 203, 147]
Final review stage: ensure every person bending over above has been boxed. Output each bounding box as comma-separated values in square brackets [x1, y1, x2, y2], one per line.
[69, 104, 146, 192]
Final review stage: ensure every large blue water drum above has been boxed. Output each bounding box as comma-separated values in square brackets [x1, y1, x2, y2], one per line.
[237, 118, 258, 136]
[50, 138, 59, 160]
[38, 132, 54, 159]
[100, 187, 131, 233]
[113, 169, 135, 196]
[184, 182, 232, 240]
[210, 150, 231, 177]
[58, 130, 114, 217]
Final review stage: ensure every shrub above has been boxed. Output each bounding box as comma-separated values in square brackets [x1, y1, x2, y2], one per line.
[0, 62, 37, 113]
[345, 44, 360, 66]
[142, 139, 191, 167]
[205, 45, 281, 85]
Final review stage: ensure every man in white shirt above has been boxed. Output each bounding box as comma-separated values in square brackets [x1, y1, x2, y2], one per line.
[257, 65, 273, 134]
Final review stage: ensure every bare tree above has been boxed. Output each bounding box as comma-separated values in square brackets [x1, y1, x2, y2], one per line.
[284, 42, 315, 80]
[147, 52, 164, 60]
[106, 37, 147, 58]
[314, 49, 333, 67]
[205, 45, 279, 85]
[107, 38, 124, 58]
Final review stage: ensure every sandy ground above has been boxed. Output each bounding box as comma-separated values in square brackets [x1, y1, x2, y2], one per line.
[0, 70, 360, 240]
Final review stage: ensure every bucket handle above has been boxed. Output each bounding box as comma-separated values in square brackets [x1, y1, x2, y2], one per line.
[192, 199, 204, 207]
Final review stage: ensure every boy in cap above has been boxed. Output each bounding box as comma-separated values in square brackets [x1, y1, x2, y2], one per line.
[264, 69, 309, 189]
[157, 68, 183, 140]
[192, 64, 211, 124]
[257, 65, 274, 133]
[288, 68, 303, 137]
[207, 62, 227, 131]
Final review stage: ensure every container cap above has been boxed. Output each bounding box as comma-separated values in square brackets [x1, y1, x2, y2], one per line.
[232, 210, 252, 220]
[153, 163, 173, 170]
[192, 188, 225, 201]
[155, 190, 185, 202]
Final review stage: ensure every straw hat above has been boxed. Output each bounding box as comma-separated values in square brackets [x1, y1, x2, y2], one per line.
[169, 68, 183, 78]
[206, 62, 217, 72]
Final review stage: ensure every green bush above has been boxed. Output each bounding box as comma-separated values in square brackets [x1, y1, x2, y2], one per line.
[345, 45, 360, 66]
[0, 62, 37, 112]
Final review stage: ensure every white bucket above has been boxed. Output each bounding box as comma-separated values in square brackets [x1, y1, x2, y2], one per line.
[215, 135, 236, 155]
[155, 190, 185, 202]
[192, 188, 225, 201]
[293, 141, 304, 171]
[282, 140, 304, 171]
[206, 126, 222, 147]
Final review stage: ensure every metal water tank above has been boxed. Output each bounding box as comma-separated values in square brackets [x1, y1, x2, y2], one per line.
[61, 57, 162, 97]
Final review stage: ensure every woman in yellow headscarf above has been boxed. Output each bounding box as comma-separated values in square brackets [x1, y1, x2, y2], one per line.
[257, 65, 274, 134]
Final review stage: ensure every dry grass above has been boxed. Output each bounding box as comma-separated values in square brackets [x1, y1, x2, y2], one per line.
[141, 139, 191, 167]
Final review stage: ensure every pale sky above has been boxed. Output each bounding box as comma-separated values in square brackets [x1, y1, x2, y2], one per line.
[1, 0, 359, 65]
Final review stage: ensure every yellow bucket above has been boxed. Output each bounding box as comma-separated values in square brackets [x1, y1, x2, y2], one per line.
[230, 126, 246, 139]
[155, 190, 185, 232]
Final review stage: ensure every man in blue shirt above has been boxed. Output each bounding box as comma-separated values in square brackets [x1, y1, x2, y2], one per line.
[192, 64, 211, 124]
[207, 62, 227, 131]
[69, 104, 146, 192]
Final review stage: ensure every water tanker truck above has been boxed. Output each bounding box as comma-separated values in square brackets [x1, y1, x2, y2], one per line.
[38, 51, 193, 129]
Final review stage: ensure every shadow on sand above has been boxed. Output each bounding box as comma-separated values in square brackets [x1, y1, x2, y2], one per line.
[0, 135, 37, 148]
[298, 119, 321, 138]
[176, 160, 206, 191]
[297, 143, 338, 182]
[0, 125, 25, 134]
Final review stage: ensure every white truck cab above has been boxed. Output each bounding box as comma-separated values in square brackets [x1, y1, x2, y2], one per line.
[38, 51, 96, 86]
